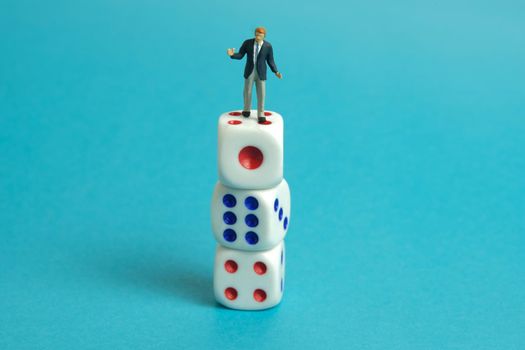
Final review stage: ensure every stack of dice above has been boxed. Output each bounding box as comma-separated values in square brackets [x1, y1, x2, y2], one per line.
[211, 110, 291, 310]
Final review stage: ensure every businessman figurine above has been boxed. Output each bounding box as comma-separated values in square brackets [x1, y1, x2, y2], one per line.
[227, 27, 282, 123]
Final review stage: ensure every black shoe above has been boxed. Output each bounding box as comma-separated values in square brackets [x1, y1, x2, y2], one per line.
[242, 111, 250, 118]
[258, 117, 267, 123]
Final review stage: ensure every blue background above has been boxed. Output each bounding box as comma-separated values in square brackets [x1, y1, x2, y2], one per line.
[1, 0, 524, 349]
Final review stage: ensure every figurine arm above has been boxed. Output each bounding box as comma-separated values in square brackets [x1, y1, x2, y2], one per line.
[266, 45, 279, 73]
[230, 41, 247, 60]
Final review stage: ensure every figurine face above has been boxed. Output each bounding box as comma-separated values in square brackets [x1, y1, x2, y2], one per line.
[255, 30, 265, 42]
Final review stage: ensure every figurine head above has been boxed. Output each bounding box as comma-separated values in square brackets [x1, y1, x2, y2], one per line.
[254, 27, 266, 42]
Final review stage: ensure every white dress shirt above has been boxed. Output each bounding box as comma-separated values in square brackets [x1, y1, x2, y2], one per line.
[253, 40, 264, 64]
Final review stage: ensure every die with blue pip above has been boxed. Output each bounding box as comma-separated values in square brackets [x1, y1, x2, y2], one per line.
[211, 108, 290, 310]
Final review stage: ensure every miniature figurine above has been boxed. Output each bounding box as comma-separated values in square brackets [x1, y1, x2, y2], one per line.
[227, 27, 282, 123]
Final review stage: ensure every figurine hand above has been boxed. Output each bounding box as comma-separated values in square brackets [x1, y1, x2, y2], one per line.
[276, 72, 283, 79]
[227, 48, 235, 56]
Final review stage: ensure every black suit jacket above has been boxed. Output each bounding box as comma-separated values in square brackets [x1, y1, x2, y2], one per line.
[230, 39, 278, 80]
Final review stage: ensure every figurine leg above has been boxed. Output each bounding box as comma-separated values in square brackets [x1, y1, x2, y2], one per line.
[243, 71, 255, 116]
[255, 71, 266, 122]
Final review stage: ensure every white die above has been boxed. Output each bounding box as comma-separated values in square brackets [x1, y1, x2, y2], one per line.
[214, 241, 285, 310]
[211, 179, 291, 251]
[217, 110, 284, 190]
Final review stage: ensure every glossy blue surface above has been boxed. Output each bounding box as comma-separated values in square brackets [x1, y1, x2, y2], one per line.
[222, 194, 237, 208]
[244, 196, 259, 210]
[245, 231, 260, 246]
[245, 214, 259, 228]
[1, 0, 524, 349]
[223, 229, 237, 243]
[223, 211, 237, 225]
